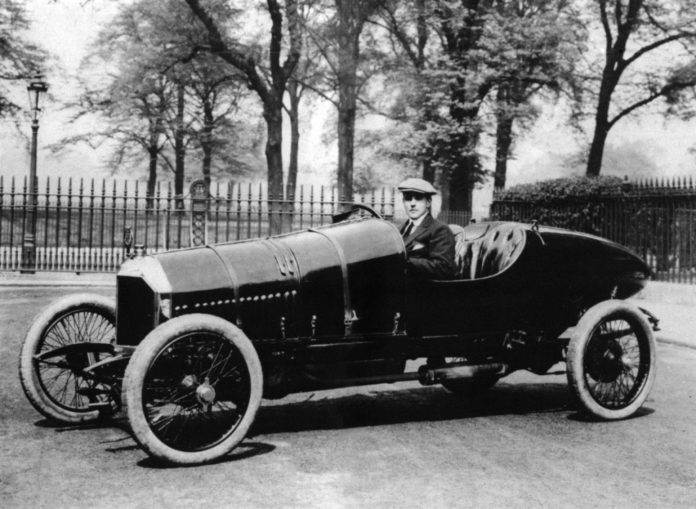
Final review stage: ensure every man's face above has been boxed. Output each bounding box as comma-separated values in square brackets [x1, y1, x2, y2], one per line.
[402, 192, 429, 221]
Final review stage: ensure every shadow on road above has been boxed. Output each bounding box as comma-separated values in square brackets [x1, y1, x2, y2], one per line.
[251, 380, 574, 436]
[35, 417, 121, 430]
[566, 406, 655, 422]
[28, 380, 657, 466]
[135, 441, 276, 469]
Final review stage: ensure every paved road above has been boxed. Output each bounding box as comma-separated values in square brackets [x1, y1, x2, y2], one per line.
[1, 288, 695, 508]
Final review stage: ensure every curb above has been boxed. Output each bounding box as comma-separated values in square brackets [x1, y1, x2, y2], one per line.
[655, 335, 696, 350]
[0, 272, 115, 288]
[0, 281, 115, 288]
[636, 281, 696, 306]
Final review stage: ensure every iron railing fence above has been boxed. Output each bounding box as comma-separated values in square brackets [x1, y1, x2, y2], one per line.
[0, 176, 478, 272]
[7, 173, 694, 281]
[491, 181, 696, 284]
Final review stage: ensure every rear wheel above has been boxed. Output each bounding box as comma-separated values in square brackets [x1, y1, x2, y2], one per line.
[567, 301, 656, 420]
[123, 314, 263, 465]
[18, 293, 117, 423]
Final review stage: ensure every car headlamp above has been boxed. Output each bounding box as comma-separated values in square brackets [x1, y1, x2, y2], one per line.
[160, 297, 172, 319]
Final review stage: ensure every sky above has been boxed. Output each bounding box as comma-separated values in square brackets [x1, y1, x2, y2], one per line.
[2, 0, 696, 214]
[0, 0, 119, 181]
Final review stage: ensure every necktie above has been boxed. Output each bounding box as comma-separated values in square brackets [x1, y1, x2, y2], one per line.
[403, 221, 413, 238]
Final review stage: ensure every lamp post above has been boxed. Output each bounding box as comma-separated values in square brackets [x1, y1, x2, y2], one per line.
[21, 77, 48, 273]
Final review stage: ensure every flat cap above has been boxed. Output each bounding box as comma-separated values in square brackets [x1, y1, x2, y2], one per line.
[397, 177, 438, 195]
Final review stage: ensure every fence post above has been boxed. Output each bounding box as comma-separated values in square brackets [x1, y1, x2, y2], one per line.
[190, 179, 208, 247]
[20, 174, 37, 273]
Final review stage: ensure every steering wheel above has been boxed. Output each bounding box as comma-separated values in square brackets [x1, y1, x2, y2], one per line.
[332, 204, 383, 223]
[350, 204, 383, 219]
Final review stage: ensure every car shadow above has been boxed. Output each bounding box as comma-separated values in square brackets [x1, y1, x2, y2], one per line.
[566, 406, 655, 422]
[35, 417, 121, 430]
[135, 441, 276, 469]
[36, 380, 655, 465]
[249, 380, 574, 437]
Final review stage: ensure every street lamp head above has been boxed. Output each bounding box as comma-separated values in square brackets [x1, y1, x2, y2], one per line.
[27, 77, 48, 122]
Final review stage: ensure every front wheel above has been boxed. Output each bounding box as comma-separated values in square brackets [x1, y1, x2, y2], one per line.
[567, 301, 656, 420]
[123, 314, 263, 465]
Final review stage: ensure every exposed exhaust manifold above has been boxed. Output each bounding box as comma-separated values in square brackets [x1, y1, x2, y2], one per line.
[419, 362, 508, 386]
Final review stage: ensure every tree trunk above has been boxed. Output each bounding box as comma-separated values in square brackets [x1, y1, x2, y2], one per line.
[147, 146, 158, 211]
[447, 154, 475, 212]
[433, 3, 488, 215]
[335, 1, 360, 204]
[446, 82, 480, 213]
[184, 0, 301, 231]
[288, 80, 300, 193]
[285, 79, 301, 232]
[585, 0, 634, 177]
[264, 99, 284, 235]
[337, 97, 356, 203]
[419, 98, 437, 184]
[586, 87, 613, 177]
[422, 158, 435, 183]
[494, 93, 513, 190]
[146, 121, 159, 211]
[174, 82, 186, 209]
[201, 98, 214, 191]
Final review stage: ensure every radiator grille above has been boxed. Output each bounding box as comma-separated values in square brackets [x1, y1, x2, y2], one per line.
[116, 276, 158, 346]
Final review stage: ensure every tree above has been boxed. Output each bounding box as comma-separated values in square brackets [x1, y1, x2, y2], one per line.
[0, 1, 48, 120]
[285, 1, 322, 199]
[376, 0, 434, 180]
[60, 3, 182, 203]
[291, 0, 385, 200]
[333, 0, 385, 201]
[185, 0, 302, 233]
[376, 1, 505, 209]
[488, 0, 585, 189]
[59, 0, 257, 203]
[59, 68, 173, 204]
[186, 54, 255, 188]
[428, 0, 497, 211]
[586, 0, 696, 177]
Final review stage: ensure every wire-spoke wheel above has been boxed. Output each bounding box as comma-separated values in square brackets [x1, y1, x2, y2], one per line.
[567, 300, 656, 420]
[19, 293, 117, 423]
[123, 314, 262, 465]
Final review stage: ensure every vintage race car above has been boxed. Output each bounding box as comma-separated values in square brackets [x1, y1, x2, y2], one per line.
[19, 206, 658, 465]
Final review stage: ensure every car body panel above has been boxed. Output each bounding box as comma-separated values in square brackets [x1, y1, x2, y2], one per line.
[116, 218, 650, 354]
[117, 218, 406, 345]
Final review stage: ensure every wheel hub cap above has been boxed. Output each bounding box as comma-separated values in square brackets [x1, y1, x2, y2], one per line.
[589, 341, 624, 382]
[196, 378, 216, 405]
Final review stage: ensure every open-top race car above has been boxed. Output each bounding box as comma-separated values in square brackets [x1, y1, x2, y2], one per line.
[19, 206, 658, 465]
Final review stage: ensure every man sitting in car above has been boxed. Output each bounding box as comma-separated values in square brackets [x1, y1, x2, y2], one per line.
[398, 178, 456, 280]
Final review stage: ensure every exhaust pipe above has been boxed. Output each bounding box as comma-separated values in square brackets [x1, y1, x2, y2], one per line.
[419, 362, 508, 386]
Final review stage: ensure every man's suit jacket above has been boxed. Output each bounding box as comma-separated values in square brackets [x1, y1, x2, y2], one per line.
[400, 213, 456, 280]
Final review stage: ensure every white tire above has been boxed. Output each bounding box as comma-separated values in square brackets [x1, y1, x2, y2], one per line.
[19, 293, 117, 423]
[123, 314, 263, 465]
[567, 300, 656, 420]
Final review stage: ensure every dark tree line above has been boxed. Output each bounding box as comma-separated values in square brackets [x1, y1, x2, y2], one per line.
[8, 0, 696, 218]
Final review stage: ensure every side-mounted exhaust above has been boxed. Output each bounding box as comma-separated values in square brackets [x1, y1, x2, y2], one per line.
[418, 362, 508, 386]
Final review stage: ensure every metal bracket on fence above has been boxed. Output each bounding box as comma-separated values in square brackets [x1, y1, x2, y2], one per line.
[123, 226, 133, 258]
[190, 180, 208, 247]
